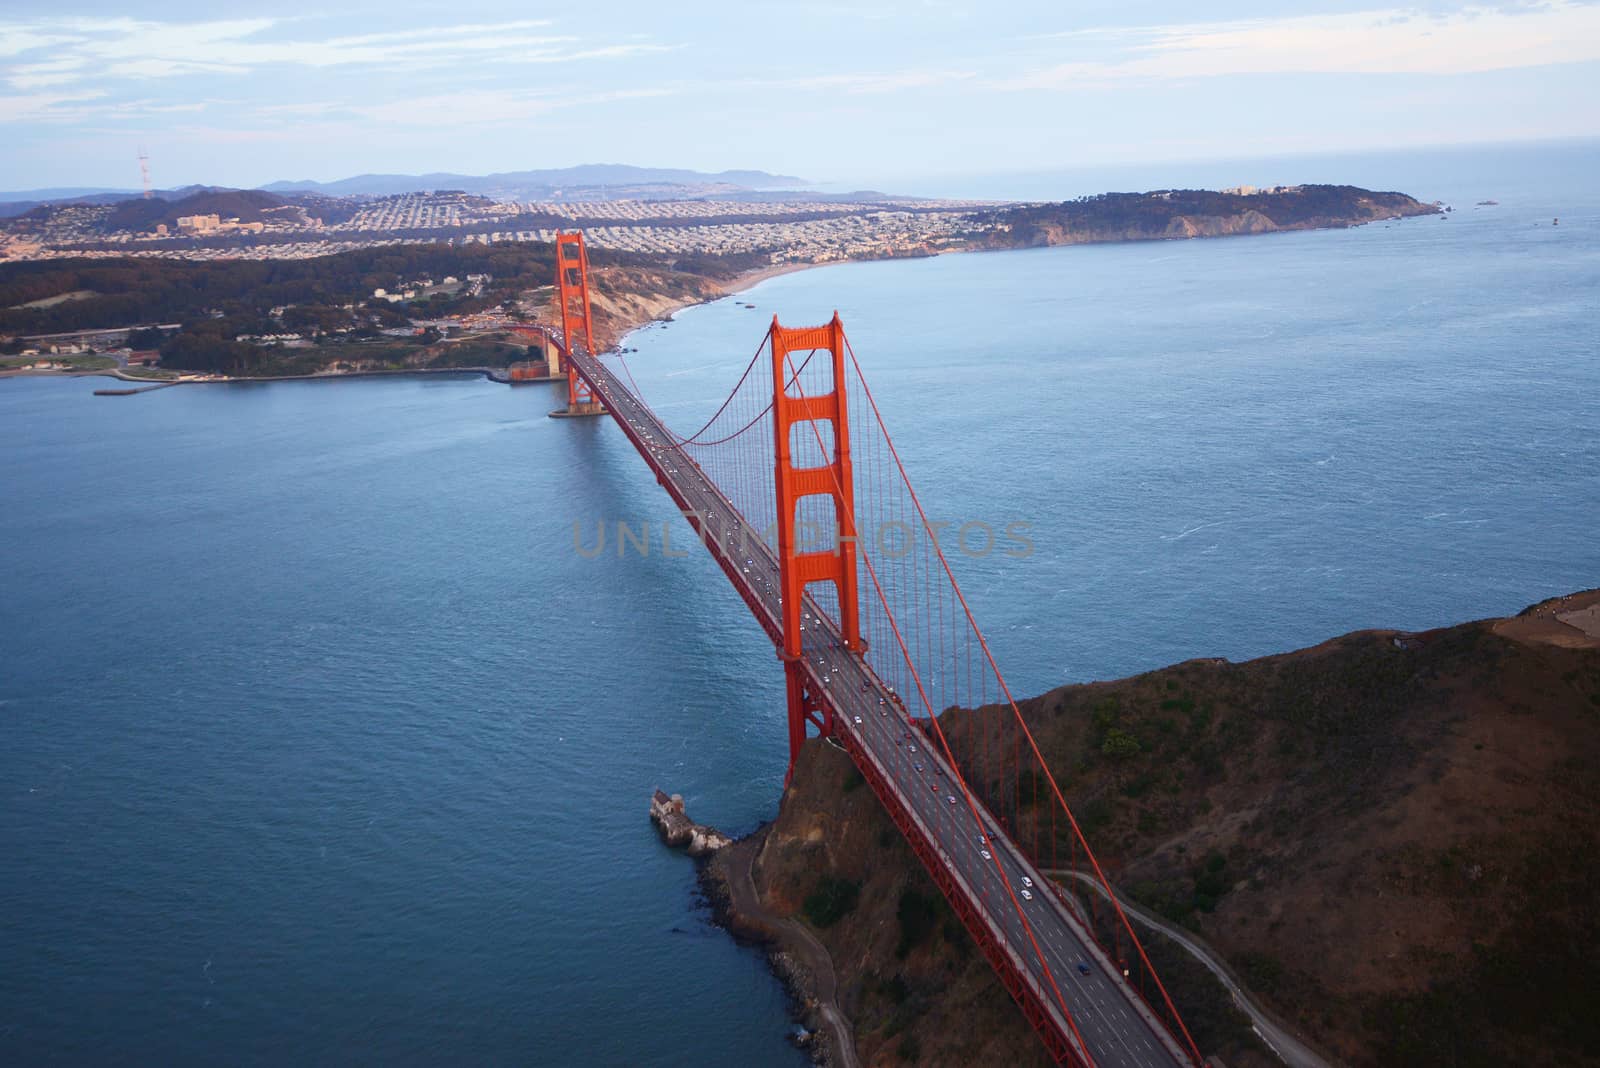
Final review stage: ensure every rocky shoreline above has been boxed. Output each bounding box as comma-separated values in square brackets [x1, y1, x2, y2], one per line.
[697, 828, 851, 1067]
[647, 789, 846, 1064]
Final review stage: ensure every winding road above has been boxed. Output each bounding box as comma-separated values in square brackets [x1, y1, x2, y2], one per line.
[1046, 870, 1334, 1068]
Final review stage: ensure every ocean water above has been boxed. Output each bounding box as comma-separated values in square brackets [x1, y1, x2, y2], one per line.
[2, 141, 1596, 1064]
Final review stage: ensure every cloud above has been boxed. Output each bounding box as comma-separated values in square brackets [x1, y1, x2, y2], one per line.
[998, 2, 1600, 89]
[755, 70, 975, 94]
[0, 28, 77, 59]
[0, 89, 105, 122]
[0, 15, 670, 97]
[7, 57, 88, 90]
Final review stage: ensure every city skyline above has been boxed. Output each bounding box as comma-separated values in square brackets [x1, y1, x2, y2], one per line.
[2, 1, 1598, 192]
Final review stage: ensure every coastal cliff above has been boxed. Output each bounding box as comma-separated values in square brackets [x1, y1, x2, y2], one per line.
[582, 266, 725, 351]
[709, 590, 1600, 1067]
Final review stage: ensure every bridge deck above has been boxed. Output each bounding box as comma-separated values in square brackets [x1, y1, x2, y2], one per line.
[566, 348, 1191, 1068]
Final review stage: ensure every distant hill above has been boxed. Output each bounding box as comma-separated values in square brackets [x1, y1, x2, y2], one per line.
[0, 185, 232, 219]
[260, 164, 808, 198]
[980, 185, 1440, 247]
[0, 166, 812, 216]
[717, 188, 929, 204]
[104, 190, 291, 233]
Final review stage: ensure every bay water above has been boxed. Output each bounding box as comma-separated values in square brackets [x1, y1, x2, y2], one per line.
[2, 141, 1595, 1064]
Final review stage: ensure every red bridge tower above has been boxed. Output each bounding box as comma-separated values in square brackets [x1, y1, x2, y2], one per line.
[550, 232, 606, 418]
[770, 313, 863, 783]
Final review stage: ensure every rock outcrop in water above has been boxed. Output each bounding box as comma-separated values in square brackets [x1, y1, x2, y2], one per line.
[649, 789, 733, 856]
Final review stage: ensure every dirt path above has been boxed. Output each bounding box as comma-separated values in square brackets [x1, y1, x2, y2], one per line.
[721, 834, 861, 1068]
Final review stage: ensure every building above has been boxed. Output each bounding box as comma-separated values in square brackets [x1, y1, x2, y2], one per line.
[176, 214, 222, 234]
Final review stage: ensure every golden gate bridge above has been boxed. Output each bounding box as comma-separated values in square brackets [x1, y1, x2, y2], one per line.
[540, 232, 1203, 1068]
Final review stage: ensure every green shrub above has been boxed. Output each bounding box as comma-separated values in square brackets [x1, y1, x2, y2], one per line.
[1102, 727, 1141, 760]
[802, 876, 860, 928]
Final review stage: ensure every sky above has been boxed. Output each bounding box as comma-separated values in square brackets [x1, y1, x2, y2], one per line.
[1, 0, 1597, 193]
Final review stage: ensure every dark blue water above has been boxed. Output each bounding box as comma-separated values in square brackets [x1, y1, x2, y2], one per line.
[3, 141, 1596, 1064]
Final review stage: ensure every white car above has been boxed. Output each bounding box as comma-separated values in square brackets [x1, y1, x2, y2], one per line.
[853, 715, 863, 725]
[980, 850, 992, 861]
[1020, 889, 1033, 901]
[1022, 877, 1033, 889]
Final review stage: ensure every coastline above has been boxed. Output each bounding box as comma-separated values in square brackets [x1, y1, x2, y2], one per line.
[725, 260, 823, 296]
[700, 826, 860, 1068]
[556, 201, 1437, 354]
[606, 259, 829, 348]
[4, 206, 1433, 390]
[0, 364, 514, 387]
[594, 259, 831, 360]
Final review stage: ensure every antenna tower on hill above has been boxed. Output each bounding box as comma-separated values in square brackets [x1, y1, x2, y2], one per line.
[138, 147, 152, 199]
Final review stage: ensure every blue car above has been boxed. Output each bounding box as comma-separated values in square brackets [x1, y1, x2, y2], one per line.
[1076, 961, 1091, 976]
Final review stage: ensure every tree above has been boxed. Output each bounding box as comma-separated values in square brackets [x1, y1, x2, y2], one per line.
[126, 326, 169, 349]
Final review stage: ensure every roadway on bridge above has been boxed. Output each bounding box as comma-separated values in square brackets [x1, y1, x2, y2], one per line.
[569, 348, 1189, 1068]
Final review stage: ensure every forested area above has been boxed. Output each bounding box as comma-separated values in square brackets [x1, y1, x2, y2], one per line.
[0, 242, 765, 336]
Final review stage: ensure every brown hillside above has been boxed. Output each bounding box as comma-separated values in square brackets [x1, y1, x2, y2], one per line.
[727, 590, 1600, 1067]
